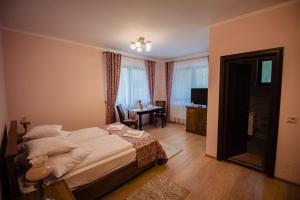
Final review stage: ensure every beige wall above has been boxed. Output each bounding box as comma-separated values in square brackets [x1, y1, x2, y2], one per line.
[0, 25, 7, 143]
[206, 2, 300, 184]
[3, 30, 165, 130]
[0, 22, 7, 200]
[3, 31, 106, 130]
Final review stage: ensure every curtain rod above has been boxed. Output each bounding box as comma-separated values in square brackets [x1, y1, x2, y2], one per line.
[102, 51, 156, 62]
[166, 55, 209, 63]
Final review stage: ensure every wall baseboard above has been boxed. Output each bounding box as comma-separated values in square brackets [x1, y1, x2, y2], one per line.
[275, 176, 300, 187]
[206, 154, 300, 185]
[205, 154, 216, 159]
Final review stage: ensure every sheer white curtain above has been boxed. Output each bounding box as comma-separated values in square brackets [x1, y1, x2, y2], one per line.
[170, 57, 208, 124]
[116, 57, 150, 110]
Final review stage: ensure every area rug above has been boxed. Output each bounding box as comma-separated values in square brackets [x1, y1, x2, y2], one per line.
[126, 175, 190, 200]
[160, 142, 183, 159]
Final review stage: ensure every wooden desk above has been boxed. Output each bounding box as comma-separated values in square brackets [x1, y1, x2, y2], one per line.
[129, 106, 164, 130]
[186, 105, 207, 136]
[14, 180, 75, 200]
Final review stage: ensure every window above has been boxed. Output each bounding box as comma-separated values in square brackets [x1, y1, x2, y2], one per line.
[116, 57, 150, 109]
[171, 57, 209, 105]
[170, 57, 208, 124]
[257, 59, 272, 85]
[261, 60, 272, 83]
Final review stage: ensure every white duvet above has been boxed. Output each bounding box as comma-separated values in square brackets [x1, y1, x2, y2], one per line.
[62, 127, 109, 142]
[66, 128, 133, 171]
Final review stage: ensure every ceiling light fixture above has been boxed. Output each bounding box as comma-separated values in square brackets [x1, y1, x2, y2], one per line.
[130, 37, 151, 52]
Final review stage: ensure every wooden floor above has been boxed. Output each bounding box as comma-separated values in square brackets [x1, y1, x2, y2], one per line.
[102, 123, 300, 200]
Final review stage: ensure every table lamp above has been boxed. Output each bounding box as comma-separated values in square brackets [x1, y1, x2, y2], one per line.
[26, 160, 53, 200]
[20, 116, 31, 133]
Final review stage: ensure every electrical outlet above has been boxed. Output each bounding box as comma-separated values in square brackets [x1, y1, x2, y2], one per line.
[286, 116, 297, 124]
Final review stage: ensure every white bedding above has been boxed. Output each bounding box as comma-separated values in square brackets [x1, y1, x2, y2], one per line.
[19, 148, 136, 193]
[18, 127, 137, 193]
[63, 148, 136, 190]
[62, 127, 109, 141]
[70, 134, 133, 170]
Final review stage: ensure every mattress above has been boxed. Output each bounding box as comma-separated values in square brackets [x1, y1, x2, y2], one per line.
[61, 147, 136, 190]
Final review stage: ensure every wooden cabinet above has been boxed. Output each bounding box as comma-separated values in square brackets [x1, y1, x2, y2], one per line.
[186, 106, 207, 136]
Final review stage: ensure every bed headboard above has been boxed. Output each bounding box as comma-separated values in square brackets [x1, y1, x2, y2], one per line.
[0, 120, 19, 199]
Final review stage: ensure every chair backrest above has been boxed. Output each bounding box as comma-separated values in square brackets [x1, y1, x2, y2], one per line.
[155, 100, 166, 108]
[116, 104, 125, 122]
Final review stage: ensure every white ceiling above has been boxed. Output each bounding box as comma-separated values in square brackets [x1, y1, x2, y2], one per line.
[0, 0, 288, 60]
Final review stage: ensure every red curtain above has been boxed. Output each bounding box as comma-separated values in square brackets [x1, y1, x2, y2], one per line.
[105, 52, 122, 124]
[165, 61, 174, 120]
[145, 60, 156, 105]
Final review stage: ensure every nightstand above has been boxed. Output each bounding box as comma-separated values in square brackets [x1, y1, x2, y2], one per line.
[15, 180, 76, 200]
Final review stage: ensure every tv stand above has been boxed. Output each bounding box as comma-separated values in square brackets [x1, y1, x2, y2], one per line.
[186, 105, 207, 136]
[190, 104, 207, 108]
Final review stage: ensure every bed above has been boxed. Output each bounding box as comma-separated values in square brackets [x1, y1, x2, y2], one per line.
[1, 121, 167, 200]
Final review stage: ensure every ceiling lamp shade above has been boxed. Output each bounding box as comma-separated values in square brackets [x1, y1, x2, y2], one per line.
[130, 37, 151, 52]
[130, 42, 136, 50]
[135, 41, 142, 48]
[137, 47, 142, 52]
[145, 41, 152, 52]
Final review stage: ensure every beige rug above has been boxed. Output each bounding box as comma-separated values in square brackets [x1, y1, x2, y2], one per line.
[126, 175, 190, 200]
[160, 142, 183, 159]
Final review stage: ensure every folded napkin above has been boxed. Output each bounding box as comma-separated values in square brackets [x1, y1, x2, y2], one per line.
[123, 130, 144, 138]
[106, 124, 124, 131]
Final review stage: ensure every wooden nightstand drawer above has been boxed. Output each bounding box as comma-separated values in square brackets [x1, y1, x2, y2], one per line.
[14, 180, 76, 200]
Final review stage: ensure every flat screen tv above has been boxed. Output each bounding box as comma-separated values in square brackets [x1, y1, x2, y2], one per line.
[191, 88, 208, 106]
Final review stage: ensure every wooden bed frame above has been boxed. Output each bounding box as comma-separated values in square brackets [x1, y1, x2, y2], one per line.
[0, 121, 156, 200]
[1, 120, 19, 200]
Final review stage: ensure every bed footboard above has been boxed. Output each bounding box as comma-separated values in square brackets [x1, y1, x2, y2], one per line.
[73, 161, 155, 200]
[1, 120, 19, 199]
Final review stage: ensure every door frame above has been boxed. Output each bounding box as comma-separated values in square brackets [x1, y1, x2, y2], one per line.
[217, 47, 284, 177]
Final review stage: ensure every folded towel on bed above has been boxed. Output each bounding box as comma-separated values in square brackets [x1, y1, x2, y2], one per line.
[106, 124, 124, 131]
[66, 127, 109, 143]
[123, 130, 144, 138]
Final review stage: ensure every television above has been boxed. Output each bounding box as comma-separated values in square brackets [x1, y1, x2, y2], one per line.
[191, 88, 208, 106]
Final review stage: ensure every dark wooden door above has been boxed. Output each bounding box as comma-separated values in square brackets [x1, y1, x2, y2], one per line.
[218, 48, 284, 177]
[225, 63, 251, 157]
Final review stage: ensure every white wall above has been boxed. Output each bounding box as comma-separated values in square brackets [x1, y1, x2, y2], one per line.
[3, 30, 107, 130]
[0, 26, 8, 149]
[0, 21, 8, 200]
[206, 2, 300, 184]
[0, 24, 7, 139]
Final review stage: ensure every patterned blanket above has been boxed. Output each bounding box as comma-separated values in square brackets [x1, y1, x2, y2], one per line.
[106, 123, 168, 167]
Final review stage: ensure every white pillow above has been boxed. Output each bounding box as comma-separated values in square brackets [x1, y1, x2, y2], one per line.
[48, 148, 91, 178]
[23, 125, 63, 140]
[25, 136, 77, 159]
[60, 130, 72, 137]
